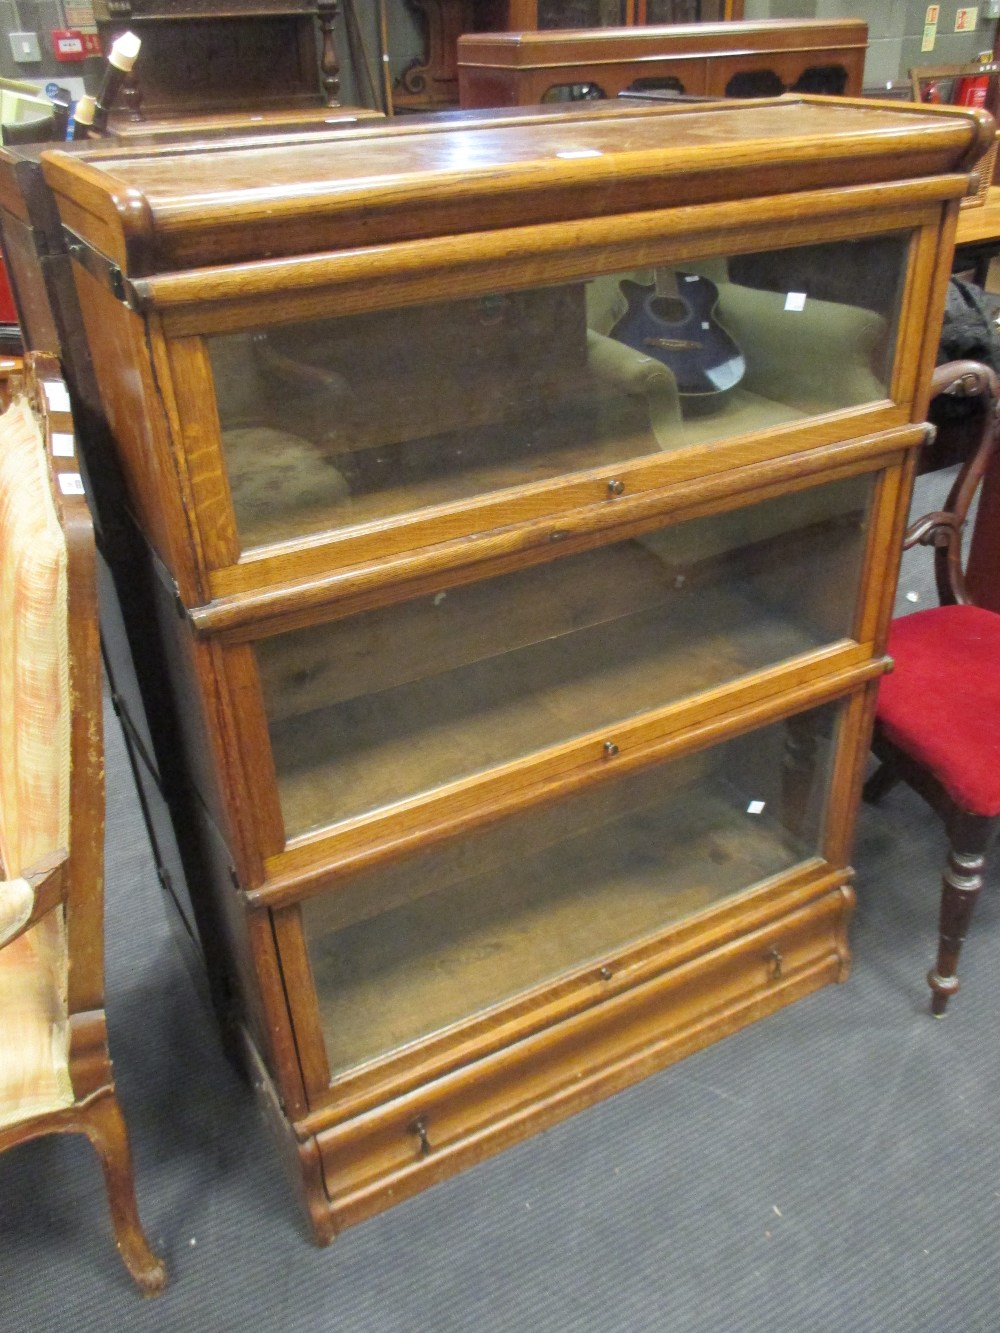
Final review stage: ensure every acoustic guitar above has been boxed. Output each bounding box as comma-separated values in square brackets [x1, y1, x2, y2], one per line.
[610, 271, 745, 401]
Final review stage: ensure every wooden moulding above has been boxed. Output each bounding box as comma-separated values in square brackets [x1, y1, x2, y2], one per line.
[456, 20, 870, 70]
[37, 97, 992, 279]
[139, 188, 955, 340]
[304, 876, 853, 1237]
[252, 649, 890, 904]
[194, 425, 925, 637]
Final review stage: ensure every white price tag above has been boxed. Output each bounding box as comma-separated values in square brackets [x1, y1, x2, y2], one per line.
[42, 380, 71, 414]
[58, 472, 85, 496]
[747, 800, 766, 815]
[784, 292, 807, 312]
[51, 432, 75, 458]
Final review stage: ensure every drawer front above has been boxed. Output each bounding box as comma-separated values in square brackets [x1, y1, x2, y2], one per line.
[253, 471, 875, 845]
[296, 698, 846, 1084]
[312, 879, 852, 1230]
[203, 231, 910, 566]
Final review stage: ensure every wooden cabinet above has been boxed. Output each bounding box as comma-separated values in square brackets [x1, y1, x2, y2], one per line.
[396, 0, 744, 108]
[457, 18, 867, 107]
[91, 0, 351, 134]
[35, 95, 991, 1238]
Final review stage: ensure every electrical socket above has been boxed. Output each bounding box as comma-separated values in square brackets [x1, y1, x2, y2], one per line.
[9, 31, 41, 63]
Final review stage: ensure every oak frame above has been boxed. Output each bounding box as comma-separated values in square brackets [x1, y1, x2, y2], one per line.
[24, 97, 994, 1240]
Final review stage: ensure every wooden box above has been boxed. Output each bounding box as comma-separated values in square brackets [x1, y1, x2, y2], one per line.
[458, 18, 867, 107]
[31, 95, 992, 1238]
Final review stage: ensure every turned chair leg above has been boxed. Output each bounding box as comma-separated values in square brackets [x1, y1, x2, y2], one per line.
[928, 813, 996, 1017]
[81, 1090, 167, 1295]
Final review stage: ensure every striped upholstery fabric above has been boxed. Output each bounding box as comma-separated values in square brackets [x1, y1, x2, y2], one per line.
[0, 397, 72, 1131]
[0, 875, 33, 947]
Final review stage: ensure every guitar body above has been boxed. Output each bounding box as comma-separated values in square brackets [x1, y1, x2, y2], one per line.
[610, 273, 746, 400]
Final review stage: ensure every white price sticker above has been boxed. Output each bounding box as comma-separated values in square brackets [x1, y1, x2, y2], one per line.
[784, 292, 807, 312]
[747, 800, 766, 816]
[58, 472, 85, 496]
[42, 380, 71, 413]
[51, 432, 75, 458]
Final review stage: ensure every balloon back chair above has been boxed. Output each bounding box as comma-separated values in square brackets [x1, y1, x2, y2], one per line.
[0, 353, 166, 1293]
[866, 358, 1000, 1017]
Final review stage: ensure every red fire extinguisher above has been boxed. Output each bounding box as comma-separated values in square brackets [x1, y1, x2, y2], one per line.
[955, 58, 997, 108]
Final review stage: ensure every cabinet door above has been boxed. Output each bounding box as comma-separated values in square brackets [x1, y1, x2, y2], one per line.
[204, 232, 909, 560]
[296, 697, 843, 1079]
[252, 469, 875, 845]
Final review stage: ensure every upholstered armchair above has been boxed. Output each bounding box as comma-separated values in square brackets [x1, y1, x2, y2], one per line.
[586, 265, 888, 449]
[0, 354, 165, 1293]
[865, 359, 1000, 1016]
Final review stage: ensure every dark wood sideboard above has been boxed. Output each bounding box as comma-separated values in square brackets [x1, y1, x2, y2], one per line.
[458, 18, 867, 107]
[396, 0, 744, 108]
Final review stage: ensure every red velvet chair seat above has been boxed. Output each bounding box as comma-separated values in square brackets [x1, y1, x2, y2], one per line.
[879, 603, 1000, 817]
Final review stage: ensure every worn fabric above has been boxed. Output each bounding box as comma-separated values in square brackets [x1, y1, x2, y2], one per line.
[0, 397, 72, 1129]
[0, 876, 33, 948]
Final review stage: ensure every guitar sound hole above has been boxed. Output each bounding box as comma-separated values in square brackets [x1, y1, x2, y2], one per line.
[649, 297, 689, 324]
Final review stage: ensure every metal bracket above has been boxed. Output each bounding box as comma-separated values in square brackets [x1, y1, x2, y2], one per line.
[62, 226, 137, 309]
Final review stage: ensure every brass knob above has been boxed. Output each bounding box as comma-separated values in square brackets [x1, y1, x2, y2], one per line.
[607, 478, 625, 496]
[603, 740, 619, 757]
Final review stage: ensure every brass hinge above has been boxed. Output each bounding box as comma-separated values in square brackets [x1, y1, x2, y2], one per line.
[62, 226, 137, 309]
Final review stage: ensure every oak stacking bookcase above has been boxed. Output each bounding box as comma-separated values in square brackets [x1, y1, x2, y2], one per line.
[32, 94, 993, 1238]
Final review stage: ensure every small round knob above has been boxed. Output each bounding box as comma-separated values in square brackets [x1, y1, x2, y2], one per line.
[603, 740, 619, 757]
[607, 478, 625, 496]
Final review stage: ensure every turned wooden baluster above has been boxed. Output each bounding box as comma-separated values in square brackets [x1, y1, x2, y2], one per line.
[317, 0, 341, 106]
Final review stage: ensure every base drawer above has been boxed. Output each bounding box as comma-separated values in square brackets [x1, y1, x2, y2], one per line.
[311, 880, 852, 1234]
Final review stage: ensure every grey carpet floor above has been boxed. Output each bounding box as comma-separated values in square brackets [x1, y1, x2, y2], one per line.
[1, 468, 997, 1333]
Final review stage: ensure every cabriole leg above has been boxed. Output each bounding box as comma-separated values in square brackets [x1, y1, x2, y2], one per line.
[81, 1091, 167, 1295]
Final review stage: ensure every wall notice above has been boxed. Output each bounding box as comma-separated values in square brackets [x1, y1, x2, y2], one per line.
[955, 7, 979, 29]
[922, 5, 940, 51]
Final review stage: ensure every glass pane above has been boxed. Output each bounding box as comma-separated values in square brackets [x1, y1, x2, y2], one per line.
[538, 0, 627, 27]
[257, 472, 872, 838]
[208, 236, 907, 552]
[646, 0, 704, 21]
[301, 701, 840, 1076]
